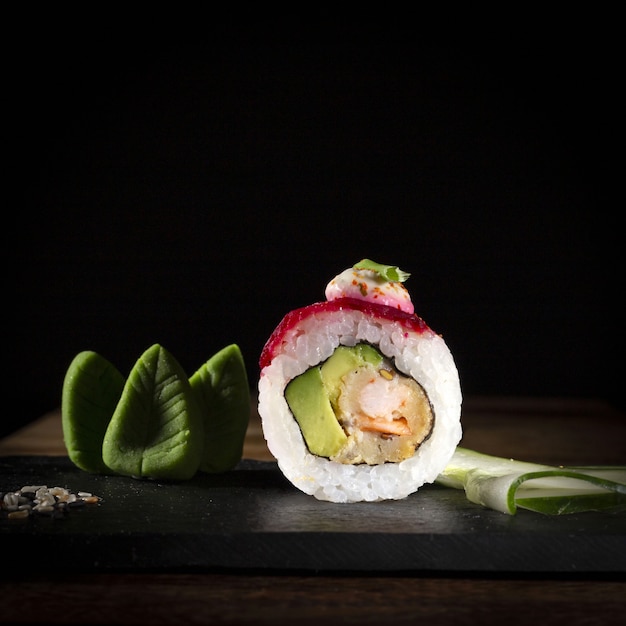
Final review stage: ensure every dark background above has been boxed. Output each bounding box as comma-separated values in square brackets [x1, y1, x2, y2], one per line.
[9, 17, 623, 437]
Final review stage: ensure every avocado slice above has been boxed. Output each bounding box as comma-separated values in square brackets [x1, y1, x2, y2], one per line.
[285, 366, 348, 457]
[321, 344, 383, 408]
[285, 344, 384, 458]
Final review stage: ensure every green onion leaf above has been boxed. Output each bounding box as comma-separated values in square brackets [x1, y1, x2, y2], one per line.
[353, 259, 410, 283]
[436, 447, 626, 515]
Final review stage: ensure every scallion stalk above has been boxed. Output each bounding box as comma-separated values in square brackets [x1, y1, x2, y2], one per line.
[436, 447, 626, 515]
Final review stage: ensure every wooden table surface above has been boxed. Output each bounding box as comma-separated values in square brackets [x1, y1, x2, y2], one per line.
[1, 395, 625, 625]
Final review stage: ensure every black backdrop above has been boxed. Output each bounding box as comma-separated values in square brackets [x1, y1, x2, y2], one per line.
[9, 18, 623, 437]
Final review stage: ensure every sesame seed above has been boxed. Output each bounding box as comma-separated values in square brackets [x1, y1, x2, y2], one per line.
[1, 486, 101, 521]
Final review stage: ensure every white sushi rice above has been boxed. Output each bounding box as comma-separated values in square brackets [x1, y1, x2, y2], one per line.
[258, 307, 462, 503]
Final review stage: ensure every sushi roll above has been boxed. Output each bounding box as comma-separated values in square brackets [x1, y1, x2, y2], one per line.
[257, 260, 462, 503]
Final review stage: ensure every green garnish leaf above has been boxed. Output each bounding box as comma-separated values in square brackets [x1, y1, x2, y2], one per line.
[61, 351, 125, 474]
[436, 447, 626, 515]
[190, 343, 250, 473]
[102, 344, 204, 480]
[353, 259, 410, 283]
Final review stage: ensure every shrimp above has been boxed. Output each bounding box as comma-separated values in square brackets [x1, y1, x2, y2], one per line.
[330, 363, 434, 465]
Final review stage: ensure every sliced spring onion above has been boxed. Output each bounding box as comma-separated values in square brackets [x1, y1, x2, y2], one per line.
[353, 259, 410, 283]
[436, 447, 626, 515]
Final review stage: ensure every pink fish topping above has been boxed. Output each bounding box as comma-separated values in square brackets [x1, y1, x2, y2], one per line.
[259, 297, 430, 370]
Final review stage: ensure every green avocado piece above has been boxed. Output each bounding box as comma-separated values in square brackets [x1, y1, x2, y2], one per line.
[102, 344, 204, 481]
[285, 366, 348, 457]
[62, 351, 125, 474]
[285, 344, 384, 457]
[320, 343, 383, 408]
[189, 343, 250, 473]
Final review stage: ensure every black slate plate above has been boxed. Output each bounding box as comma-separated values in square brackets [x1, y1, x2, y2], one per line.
[1, 456, 624, 574]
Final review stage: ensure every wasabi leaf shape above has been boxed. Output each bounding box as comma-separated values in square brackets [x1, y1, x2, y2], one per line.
[190, 343, 250, 473]
[353, 259, 410, 283]
[102, 344, 204, 480]
[62, 351, 125, 474]
[437, 447, 626, 515]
